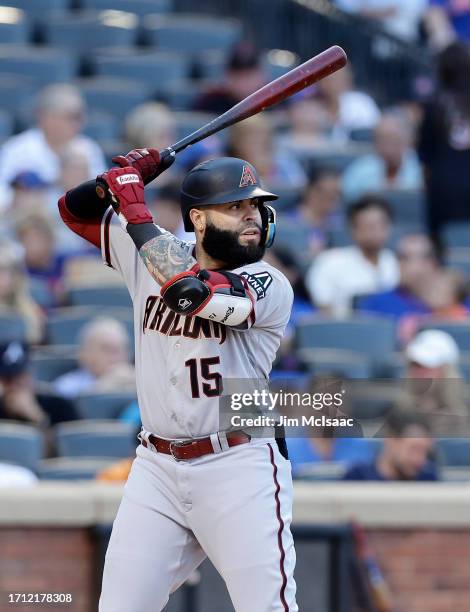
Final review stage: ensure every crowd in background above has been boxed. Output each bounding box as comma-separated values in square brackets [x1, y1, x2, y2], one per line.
[2, 0, 470, 486]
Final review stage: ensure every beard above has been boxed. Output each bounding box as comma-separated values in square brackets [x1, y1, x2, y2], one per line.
[202, 221, 265, 268]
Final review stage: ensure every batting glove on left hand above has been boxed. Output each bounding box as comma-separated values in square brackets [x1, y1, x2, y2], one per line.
[112, 148, 175, 185]
[96, 166, 153, 228]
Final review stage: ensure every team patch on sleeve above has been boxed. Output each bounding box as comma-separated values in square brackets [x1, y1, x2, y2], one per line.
[240, 271, 273, 300]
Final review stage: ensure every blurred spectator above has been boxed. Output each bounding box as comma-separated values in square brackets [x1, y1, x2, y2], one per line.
[306, 195, 399, 316]
[287, 167, 344, 257]
[0, 84, 105, 209]
[425, 1, 470, 49]
[9, 171, 51, 215]
[194, 42, 267, 114]
[0, 240, 44, 344]
[288, 434, 378, 478]
[14, 211, 70, 309]
[342, 112, 423, 201]
[334, 0, 427, 42]
[0, 462, 38, 487]
[226, 115, 307, 190]
[417, 42, 470, 242]
[398, 330, 468, 430]
[54, 317, 135, 399]
[0, 341, 78, 427]
[278, 95, 332, 154]
[314, 64, 381, 144]
[399, 269, 470, 342]
[358, 233, 437, 320]
[344, 409, 438, 480]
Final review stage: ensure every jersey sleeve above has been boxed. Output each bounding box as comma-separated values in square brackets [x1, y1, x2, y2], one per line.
[235, 262, 294, 331]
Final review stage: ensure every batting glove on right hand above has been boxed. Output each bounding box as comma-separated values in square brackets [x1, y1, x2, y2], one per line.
[112, 148, 175, 185]
[96, 166, 153, 228]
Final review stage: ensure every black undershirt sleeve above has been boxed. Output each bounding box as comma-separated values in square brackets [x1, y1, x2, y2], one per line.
[127, 223, 161, 249]
[64, 180, 109, 219]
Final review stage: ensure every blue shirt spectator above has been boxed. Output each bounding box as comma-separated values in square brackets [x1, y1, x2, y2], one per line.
[343, 461, 438, 481]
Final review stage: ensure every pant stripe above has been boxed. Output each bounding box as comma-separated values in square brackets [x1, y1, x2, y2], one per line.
[268, 443, 289, 612]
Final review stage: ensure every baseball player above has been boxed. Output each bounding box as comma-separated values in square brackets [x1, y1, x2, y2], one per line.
[58, 148, 297, 611]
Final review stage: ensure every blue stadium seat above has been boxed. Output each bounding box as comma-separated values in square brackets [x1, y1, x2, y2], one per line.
[420, 321, 470, 352]
[441, 222, 470, 249]
[274, 188, 302, 212]
[299, 150, 362, 174]
[0, 108, 13, 141]
[444, 248, 470, 279]
[54, 419, 137, 458]
[173, 111, 218, 142]
[83, 110, 118, 142]
[76, 76, 151, 121]
[143, 14, 242, 53]
[93, 49, 189, 92]
[1, 0, 69, 18]
[347, 382, 400, 419]
[0, 44, 78, 85]
[0, 73, 34, 116]
[437, 439, 470, 467]
[0, 6, 30, 43]
[45, 306, 133, 346]
[75, 392, 136, 420]
[37, 457, 117, 480]
[81, 0, 172, 18]
[160, 79, 209, 111]
[42, 10, 138, 52]
[195, 50, 228, 80]
[30, 353, 78, 383]
[0, 311, 27, 342]
[67, 285, 132, 308]
[0, 421, 44, 470]
[295, 315, 396, 360]
[298, 348, 373, 378]
[378, 189, 426, 227]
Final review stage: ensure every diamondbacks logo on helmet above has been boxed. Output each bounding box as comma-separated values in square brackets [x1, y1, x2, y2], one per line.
[239, 165, 257, 188]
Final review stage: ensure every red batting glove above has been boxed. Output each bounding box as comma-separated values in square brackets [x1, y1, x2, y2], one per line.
[112, 148, 175, 185]
[96, 166, 153, 226]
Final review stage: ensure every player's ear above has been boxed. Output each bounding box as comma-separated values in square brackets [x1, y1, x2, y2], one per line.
[189, 207, 205, 233]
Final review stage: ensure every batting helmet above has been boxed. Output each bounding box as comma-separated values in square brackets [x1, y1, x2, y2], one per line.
[180, 157, 278, 247]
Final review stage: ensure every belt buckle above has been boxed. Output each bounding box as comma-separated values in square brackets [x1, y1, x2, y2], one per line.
[169, 439, 192, 461]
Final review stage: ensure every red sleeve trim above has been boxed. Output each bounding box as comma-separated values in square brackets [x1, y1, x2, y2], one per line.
[58, 194, 102, 249]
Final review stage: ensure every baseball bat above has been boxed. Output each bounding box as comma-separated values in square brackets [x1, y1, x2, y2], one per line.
[160, 45, 347, 160]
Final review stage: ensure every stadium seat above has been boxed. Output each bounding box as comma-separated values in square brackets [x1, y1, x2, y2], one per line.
[299, 150, 362, 174]
[293, 461, 347, 481]
[0, 0, 69, 18]
[444, 247, 470, 279]
[42, 10, 138, 52]
[441, 222, 470, 249]
[349, 127, 374, 143]
[347, 382, 401, 420]
[93, 49, 189, 92]
[298, 348, 373, 378]
[160, 79, 209, 112]
[30, 353, 78, 383]
[76, 76, 151, 121]
[195, 49, 228, 80]
[0, 44, 78, 85]
[378, 189, 426, 227]
[83, 110, 118, 142]
[37, 457, 117, 480]
[0, 6, 30, 43]
[142, 14, 242, 53]
[437, 439, 470, 467]
[54, 419, 137, 458]
[295, 315, 396, 361]
[273, 187, 302, 212]
[0, 310, 27, 342]
[75, 392, 136, 420]
[67, 285, 132, 308]
[0, 73, 34, 116]
[0, 421, 44, 470]
[0, 108, 13, 141]
[420, 321, 470, 352]
[173, 111, 218, 142]
[45, 306, 133, 346]
[80, 0, 172, 18]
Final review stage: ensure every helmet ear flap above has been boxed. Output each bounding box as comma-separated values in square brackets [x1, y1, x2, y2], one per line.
[260, 203, 276, 248]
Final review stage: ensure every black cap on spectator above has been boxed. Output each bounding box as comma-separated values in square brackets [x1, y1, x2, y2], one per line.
[228, 42, 260, 71]
[0, 341, 29, 378]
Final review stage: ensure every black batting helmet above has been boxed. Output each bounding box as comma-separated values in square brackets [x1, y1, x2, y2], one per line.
[180, 157, 278, 247]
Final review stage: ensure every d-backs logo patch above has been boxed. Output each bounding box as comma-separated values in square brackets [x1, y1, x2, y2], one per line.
[239, 164, 257, 188]
[241, 271, 273, 300]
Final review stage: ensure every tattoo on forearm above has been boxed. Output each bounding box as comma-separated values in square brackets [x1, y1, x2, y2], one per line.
[139, 234, 196, 285]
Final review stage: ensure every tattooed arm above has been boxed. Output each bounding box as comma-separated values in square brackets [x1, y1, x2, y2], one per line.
[136, 230, 197, 286]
